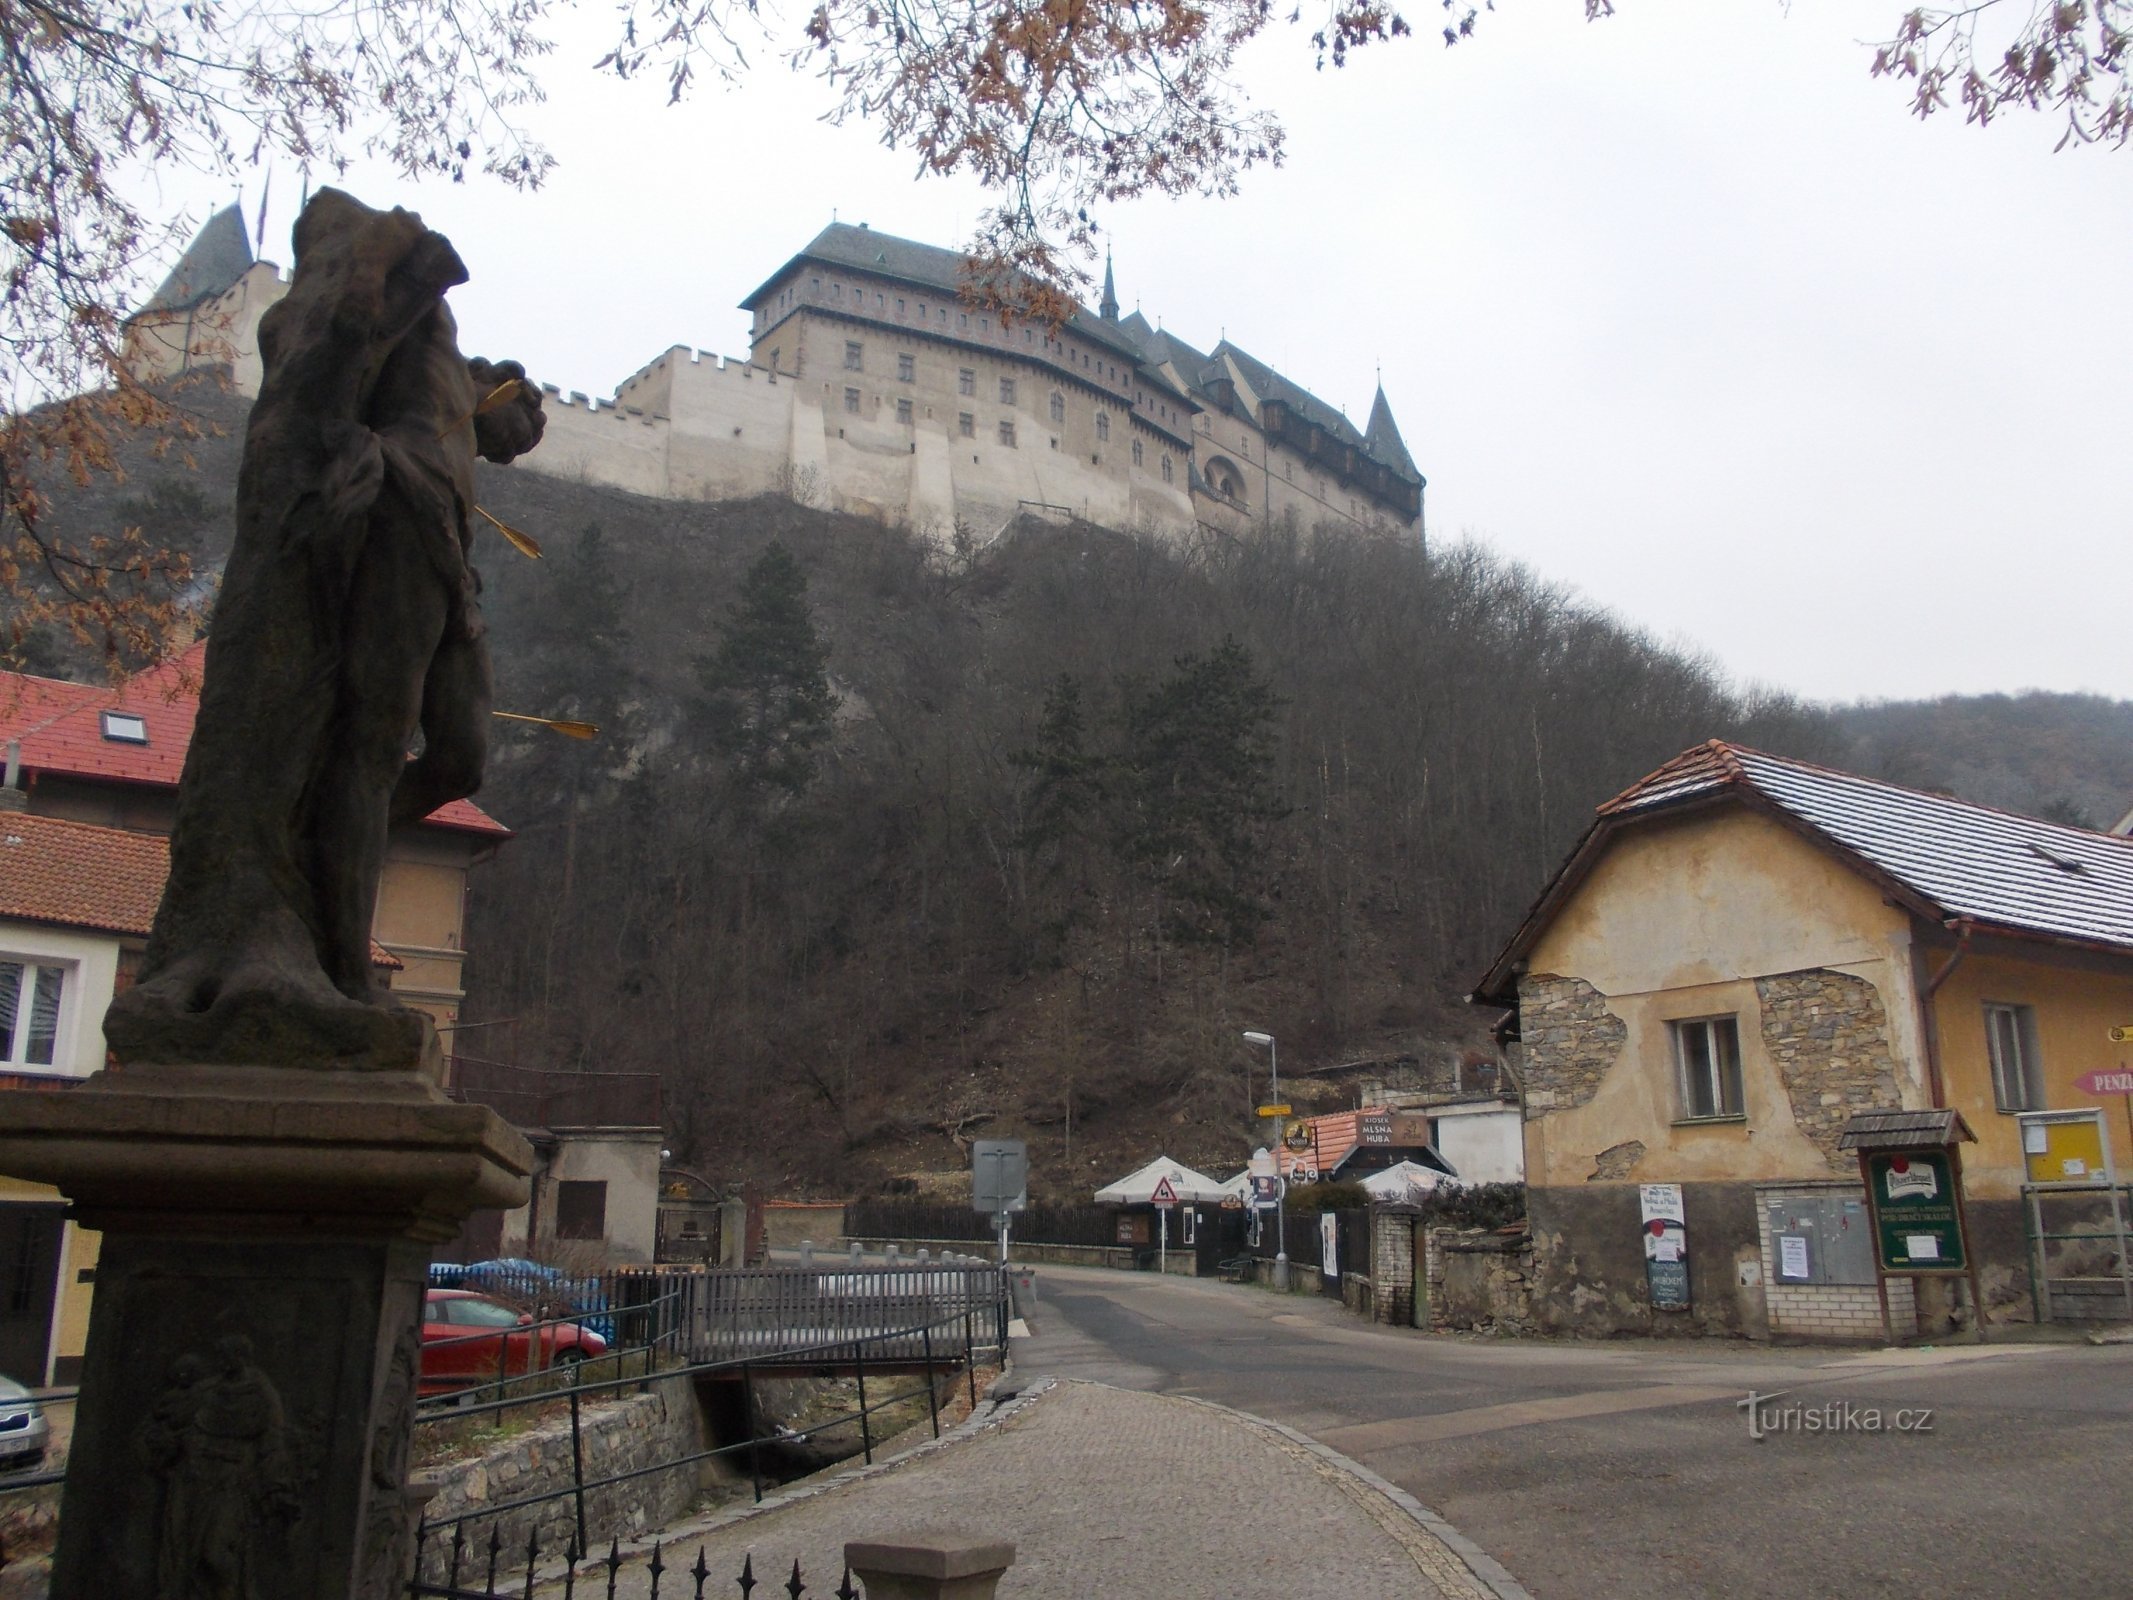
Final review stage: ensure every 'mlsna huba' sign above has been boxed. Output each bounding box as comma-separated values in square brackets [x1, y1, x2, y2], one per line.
[1866, 1150, 1967, 1274]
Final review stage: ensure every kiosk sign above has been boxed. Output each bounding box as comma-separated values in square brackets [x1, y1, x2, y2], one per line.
[1866, 1151, 1966, 1273]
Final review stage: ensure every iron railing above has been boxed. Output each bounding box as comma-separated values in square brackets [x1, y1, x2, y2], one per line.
[411, 1535, 854, 1599]
[409, 1269, 1013, 1595]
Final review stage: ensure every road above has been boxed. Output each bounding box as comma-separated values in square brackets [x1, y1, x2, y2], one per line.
[1015, 1264, 2133, 1599]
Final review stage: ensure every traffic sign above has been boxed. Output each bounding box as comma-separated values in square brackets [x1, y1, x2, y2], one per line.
[2110, 1026, 2133, 1044]
[2077, 1068, 2133, 1096]
[1150, 1176, 1179, 1209]
[1256, 1103, 1292, 1119]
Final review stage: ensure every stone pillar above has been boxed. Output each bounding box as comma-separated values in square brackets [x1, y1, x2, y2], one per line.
[844, 1534, 1015, 1600]
[0, 1045, 530, 1600]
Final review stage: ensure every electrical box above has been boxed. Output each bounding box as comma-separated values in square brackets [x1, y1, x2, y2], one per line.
[1767, 1194, 1875, 1286]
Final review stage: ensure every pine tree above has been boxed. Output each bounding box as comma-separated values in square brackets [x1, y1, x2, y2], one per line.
[694, 540, 836, 823]
[1116, 635, 1283, 951]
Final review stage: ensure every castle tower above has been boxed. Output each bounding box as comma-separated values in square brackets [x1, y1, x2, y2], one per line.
[1099, 249, 1119, 322]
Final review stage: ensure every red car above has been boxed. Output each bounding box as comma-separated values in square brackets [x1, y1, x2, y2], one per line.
[420, 1289, 609, 1390]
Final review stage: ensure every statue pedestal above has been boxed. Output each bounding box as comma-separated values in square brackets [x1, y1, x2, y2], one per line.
[0, 1060, 531, 1600]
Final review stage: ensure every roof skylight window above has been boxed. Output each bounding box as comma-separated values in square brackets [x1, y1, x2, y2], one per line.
[100, 711, 147, 744]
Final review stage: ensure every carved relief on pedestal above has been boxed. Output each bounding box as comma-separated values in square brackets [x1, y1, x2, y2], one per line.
[142, 1336, 303, 1600]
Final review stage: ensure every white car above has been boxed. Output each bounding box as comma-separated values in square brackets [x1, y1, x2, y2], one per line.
[0, 1377, 49, 1476]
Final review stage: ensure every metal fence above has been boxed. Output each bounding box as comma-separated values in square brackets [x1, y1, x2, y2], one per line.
[687, 1263, 1004, 1363]
[843, 1198, 1118, 1249]
[409, 1268, 1013, 1595]
[411, 1533, 856, 1599]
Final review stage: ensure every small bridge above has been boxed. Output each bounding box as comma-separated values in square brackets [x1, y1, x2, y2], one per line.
[677, 1262, 1009, 1372]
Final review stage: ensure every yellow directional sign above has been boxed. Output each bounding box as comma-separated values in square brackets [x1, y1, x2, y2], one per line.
[2109, 1025, 2133, 1044]
[1256, 1104, 1292, 1119]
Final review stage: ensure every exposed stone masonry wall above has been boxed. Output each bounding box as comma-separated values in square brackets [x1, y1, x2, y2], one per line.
[1754, 969, 1902, 1167]
[1517, 975, 1627, 1118]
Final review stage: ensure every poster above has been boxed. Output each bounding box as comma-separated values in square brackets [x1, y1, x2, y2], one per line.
[1320, 1211, 1339, 1280]
[1778, 1234, 1811, 1282]
[1639, 1183, 1691, 1311]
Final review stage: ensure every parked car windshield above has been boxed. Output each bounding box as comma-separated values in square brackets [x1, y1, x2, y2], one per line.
[442, 1298, 520, 1328]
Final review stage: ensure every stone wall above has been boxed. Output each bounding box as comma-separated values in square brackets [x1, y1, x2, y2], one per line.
[1517, 975, 1627, 1117]
[1371, 1211, 1416, 1326]
[1419, 1226, 1532, 1333]
[1526, 1182, 1765, 1338]
[1755, 969, 1903, 1167]
[415, 1378, 709, 1576]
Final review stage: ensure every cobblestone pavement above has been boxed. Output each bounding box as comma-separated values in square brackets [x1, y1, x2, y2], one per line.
[597, 1379, 1495, 1599]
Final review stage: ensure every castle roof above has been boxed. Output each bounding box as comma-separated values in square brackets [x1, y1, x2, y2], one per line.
[134, 205, 254, 319]
[1364, 384, 1420, 480]
[741, 222, 1149, 364]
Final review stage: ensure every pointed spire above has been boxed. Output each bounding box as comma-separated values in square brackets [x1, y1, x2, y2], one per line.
[135, 205, 254, 318]
[1099, 247, 1119, 321]
[1364, 381, 1419, 480]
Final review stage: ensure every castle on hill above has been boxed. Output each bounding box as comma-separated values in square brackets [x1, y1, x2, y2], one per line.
[125, 209, 1426, 545]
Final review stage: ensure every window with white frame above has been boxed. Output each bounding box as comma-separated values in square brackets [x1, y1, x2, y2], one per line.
[1985, 1002, 2042, 1112]
[0, 959, 68, 1070]
[1671, 1016, 1743, 1120]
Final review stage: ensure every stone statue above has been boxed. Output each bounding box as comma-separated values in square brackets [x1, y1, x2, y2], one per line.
[104, 188, 545, 1072]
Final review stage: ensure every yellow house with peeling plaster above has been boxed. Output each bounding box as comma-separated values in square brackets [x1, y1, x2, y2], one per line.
[1476, 741, 2133, 1341]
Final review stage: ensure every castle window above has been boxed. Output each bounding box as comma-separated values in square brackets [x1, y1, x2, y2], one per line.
[1048, 392, 1065, 424]
[1049, 437, 1058, 450]
[958, 412, 975, 438]
[998, 420, 1017, 448]
[896, 298, 905, 314]
[844, 340, 863, 371]
[895, 397, 913, 425]
[1161, 454, 1173, 483]
[844, 387, 861, 414]
[1096, 412, 1110, 442]
[898, 353, 915, 383]
[958, 312, 968, 329]
[958, 368, 976, 396]
[831, 283, 842, 301]
[811, 276, 820, 291]
[1132, 438, 1144, 467]
[999, 377, 1016, 405]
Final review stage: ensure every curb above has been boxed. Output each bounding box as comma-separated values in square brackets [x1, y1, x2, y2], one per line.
[1166, 1390, 1535, 1600]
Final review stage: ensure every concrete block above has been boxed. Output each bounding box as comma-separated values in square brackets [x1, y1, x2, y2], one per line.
[845, 1533, 1016, 1600]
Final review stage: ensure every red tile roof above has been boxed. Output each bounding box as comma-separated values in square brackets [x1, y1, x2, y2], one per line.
[0, 806, 405, 972]
[0, 647, 508, 837]
[0, 812, 167, 936]
[0, 811, 402, 968]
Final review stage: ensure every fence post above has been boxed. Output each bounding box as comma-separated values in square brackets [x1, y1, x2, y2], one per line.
[854, 1341, 873, 1465]
[922, 1322, 940, 1439]
[569, 1377, 589, 1555]
[742, 1358, 764, 1504]
[844, 1536, 1015, 1600]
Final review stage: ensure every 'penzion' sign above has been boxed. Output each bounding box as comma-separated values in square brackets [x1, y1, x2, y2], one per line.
[1866, 1151, 1967, 1274]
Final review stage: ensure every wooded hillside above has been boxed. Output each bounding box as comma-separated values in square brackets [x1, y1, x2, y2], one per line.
[23, 379, 2127, 1197]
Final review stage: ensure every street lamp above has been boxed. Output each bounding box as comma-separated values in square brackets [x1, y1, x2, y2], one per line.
[1241, 1030, 1289, 1290]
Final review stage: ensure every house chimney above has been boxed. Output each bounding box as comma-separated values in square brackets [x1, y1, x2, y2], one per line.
[0, 741, 24, 812]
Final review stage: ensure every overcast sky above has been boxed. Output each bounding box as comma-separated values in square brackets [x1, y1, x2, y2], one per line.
[141, 1, 2131, 707]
